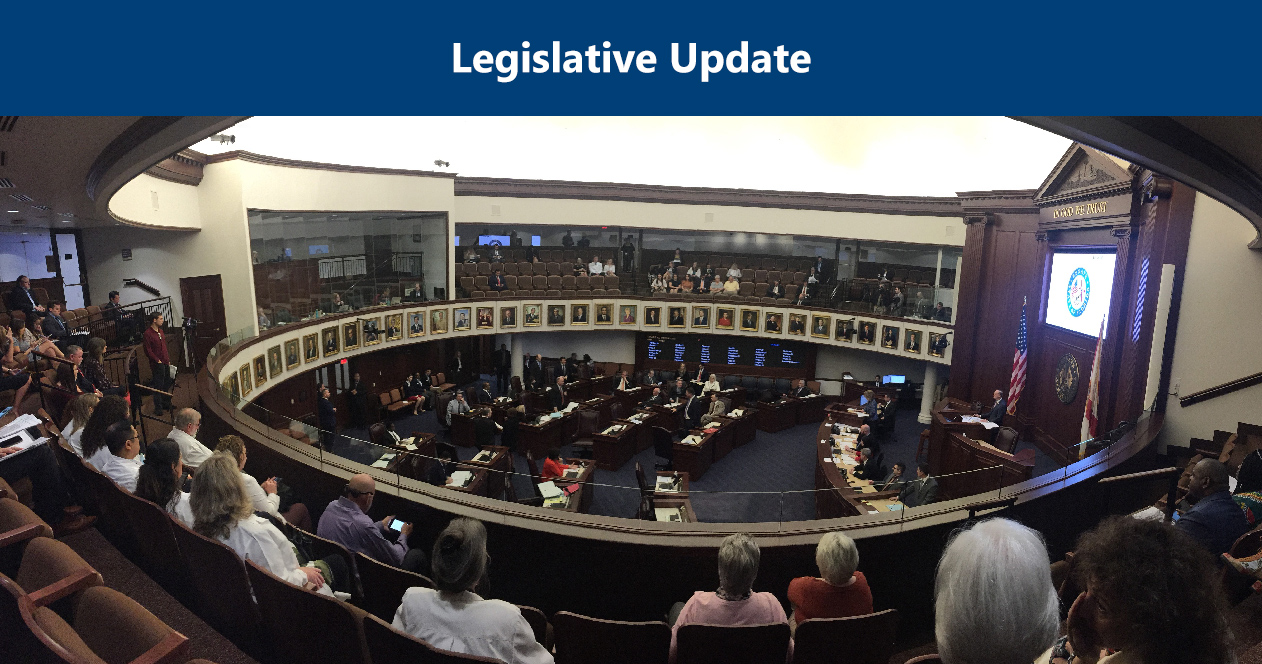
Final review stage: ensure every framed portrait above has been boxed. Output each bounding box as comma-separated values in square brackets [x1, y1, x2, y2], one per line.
[928, 332, 948, 358]
[881, 324, 900, 349]
[239, 364, 253, 396]
[430, 308, 448, 334]
[408, 311, 425, 338]
[691, 305, 710, 329]
[304, 333, 319, 363]
[787, 313, 807, 336]
[667, 306, 686, 328]
[764, 312, 783, 334]
[362, 317, 383, 346]
[284, 339, 301, 370]
[904, 329, 923, 354]
[385, 313, 404, 341]
[476, 307, 494, 330]
[267, 345, 284, 378]
[547, 305, 566, 326]
[810, 315, 831, 339]
[253, 355, 267, 387]
[835, 319, 855, 342]
[227, 373, 240, 401]
[857, 320, 877, 345]
[341, 321, 359, 351]
[739, 308, 759, 332]
[715, 307, 735, 330]
[453, 307, 472, 332]
[643, 306, 661, 327]
[619, 304, 637, 325]
[594, 303, 614, 325]
[523, 304, 542, 327]
[571, 303, 589, 325]
[500, 306, 517, 328]
[321, 327, 340, 357]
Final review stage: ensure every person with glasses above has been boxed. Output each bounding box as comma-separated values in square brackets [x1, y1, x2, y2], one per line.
[316, 473, 428, 574]
[97, 421, 142, 493]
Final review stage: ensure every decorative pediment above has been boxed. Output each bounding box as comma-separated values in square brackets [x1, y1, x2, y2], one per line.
[1034, 143, 1134, 206]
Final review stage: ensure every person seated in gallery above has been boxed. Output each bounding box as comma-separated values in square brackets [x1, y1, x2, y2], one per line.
[933, 302, 950, 322]
[588, 256, 604, 275]
[1174, 458, 1249, 556]
[602, 258, 615, 275]
[679, 275, 695, 293]
[787, 532, 872, 631]
[686, 262, 702, 279]
[393, 518, 555, 664]
[540, 448, 573, 480]
[722, 276, 740, 293]
[489, 270, 507, 292]
[898, 462, 938, 507]
[670, 248, 683, 266]
[708, 277, 723, 295]
[463, 248, 479, 263]
[669, 533, 790, 662]
[668, 271, 683, 293]
[890, 287, 905, 315]
[806, 267, 820, 287]
[725, 263, 743, 280]
[651, 272, 668, 293]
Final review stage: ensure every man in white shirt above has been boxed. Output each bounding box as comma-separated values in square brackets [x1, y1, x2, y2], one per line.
[446, 391, 470, 426]
[615, 370, 632, 391]
[168, 408, 213, 469]
[98, 421, 142, 492]
[587, 256, 603, 275]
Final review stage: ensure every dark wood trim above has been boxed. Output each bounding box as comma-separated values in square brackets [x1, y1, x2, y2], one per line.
[1178, 371, 1262, 408]
[85, 117, 184, 201]
[144, 149, 207, 186]
[205, 151, 459, 179]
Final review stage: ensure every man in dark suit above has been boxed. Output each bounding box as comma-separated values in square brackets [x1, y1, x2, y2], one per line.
[767, 280, 784, 299]
[693, 364, 709, 385]
[643, 387, 666, 407]
[682, 387, 703, 430]
[473, 408, 499, 448]
[641, 369, 660, 386]
[556, 357, 572, 381]
[348, 372, 368, 427]
[879, 462, 906, 492]
[493, 344, 511, 395]
[42, 302, 70, 348]
[668, 378, 687, 403]
[548, 376, 568, 411]
[449, 351, 466, 387]
[526, 354, 543, 390]
[317, 386, 337, 450]
[488, 270, 507, 292]
[475, 381, 494, 405]
[9, 275, 45, 321]
[789, 379, 812, 398]
[853, 447, 883, 481]
[899, 462, 938, 507]
[985, 389, 1007, 424]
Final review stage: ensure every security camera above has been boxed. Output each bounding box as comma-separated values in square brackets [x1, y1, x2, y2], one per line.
[434, 160, 450, 168]
[210, 134, 236, 145]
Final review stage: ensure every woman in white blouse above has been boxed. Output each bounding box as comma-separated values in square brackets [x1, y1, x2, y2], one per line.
[651, 273, 668, 293]
[133, 437, 193, 526]
[394, 518, 553, 664]
[190, 453, 336, 597]
[726, 263, 743, 280]
[60, 394, 98, 458]
[602, 259, 616, 275]
[587, 256, 603, 275]
[686, 262, 702, 278]
[703, 375, 722, 394]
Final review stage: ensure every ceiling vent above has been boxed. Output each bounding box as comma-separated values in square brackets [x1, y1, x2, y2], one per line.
[0, 151, 6, 166]
[29, 205, 50, 211]
[0, 117, 17, 132]
[9, 193, 33, 202]
[9, 218, 24, 225]
[0, 178, 13, 188]
[57, 212, 75, 218]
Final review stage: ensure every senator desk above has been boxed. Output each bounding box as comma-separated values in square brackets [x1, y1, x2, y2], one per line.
[450, 411, 476, 447]
[610, 386, 650, 417]
[695, 420, 734, 464]
[652, 497, 696, 523]
[464, 446, 511, 500]
[518, 413, 571, 459]
[927, 398, 1033, 500]
[550, 460, 595, 514]
[592, 420, 640, 471]
[652, 470, 690, 498]
[578, 394, 614, 425]
[718, 408, 757, 448]
[650, 470, 695, 521]
[756, 399, 797, 433]
[794, 394, 829, 424]
[825, 402, 869, 429]
[813, 422, 900, 518]
[444, 466, 489, 497]
[673, 434, 713, 481]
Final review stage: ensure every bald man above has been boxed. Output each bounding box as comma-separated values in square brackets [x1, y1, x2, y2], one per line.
[317, 473, 427, 573]
[1176, 459, 1250, 556]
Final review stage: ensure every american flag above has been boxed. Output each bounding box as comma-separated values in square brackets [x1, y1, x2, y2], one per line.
[1006, 300, 1028, 415]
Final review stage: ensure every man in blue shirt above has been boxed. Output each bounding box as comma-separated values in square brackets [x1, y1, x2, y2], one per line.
[1177, 459, 1249, 556]
[317, 473, 427, 573]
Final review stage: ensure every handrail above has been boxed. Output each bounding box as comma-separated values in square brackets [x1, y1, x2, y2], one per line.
[1179, 371, 1262, 407]
[1097, 466, 1181, 522]
[122, 278, 161, 297]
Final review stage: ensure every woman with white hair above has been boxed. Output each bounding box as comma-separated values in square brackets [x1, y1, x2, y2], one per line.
[934, 518, 1059, 664]
[393, 517, 553, 664]
[788, 531, 873, 630]
[669, 533, 790, 663]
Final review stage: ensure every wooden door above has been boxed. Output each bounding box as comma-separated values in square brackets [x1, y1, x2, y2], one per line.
[179, 275, 227, 369]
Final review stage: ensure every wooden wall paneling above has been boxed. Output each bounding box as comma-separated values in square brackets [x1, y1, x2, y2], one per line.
[946, 217, 991, 401]
[1151, 181, 1197, 412]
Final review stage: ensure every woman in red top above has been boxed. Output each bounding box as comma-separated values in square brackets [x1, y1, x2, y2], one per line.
[787, 531, 873, 630]
[540, 449, 570, 480]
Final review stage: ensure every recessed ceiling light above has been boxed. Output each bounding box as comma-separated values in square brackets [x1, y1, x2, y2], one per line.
[6, 210, 17, 214]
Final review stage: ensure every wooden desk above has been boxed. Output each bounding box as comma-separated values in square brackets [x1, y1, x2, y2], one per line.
[579, 394, 614, 425]
[718, 409, 757, 448]
[673, 434, 713, 481]
[625, 411, 658, 453]
[592, 420, 639, 471]
[928, 398, 1034, 500]
[794, 394, 830, 424]
[646, 403, 684, 431]
[696, 421, 734, 464]
[756, 399, 796, 433]
[450, 412, 476, 447]
[552, 460, 595, 514]
[652, 470, 690, 498]
[652, 497, 696, 523]
[567, 379, 593, 402]
[444, 466, 488, 497]
[825, 402, 869, 429]
[390, 433, 436, 457]
[611, 386, 650, 418]
[464, 446, 511, 500]
[813, 422, 901, 519]
[518, 414, 567, 458]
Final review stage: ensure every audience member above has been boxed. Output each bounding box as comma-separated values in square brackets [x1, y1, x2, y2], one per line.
[936, 519, 1058, 664]
[0, 433, 93, 535]
[56, 350, 98, 398]
[588, 256, 603, 275]
[348, 372, 368, 427]
[767, 280, 784, 299]
[1233, 449, 1262, 526]
[933, 302, 950, 322]
[191, 453, 345, 597]
[723, 276, 740, 293]
[164, 408, 212, 470]
[1042, 516, 1233, 664]
[318, 472, 427, 573]
[9, 275, 46, 321]
[97, 421, 142, 492]
[668, 271, 682, 292]
[670, 249, 682, 265]
[489, 270, 507, 292]
[80, 395, 130, 468]
[651, 273, 667, 293]
[898, 462, 937, 507]
[215, 435, 311, 530]
[393, 517, 553, 664]
[134, 437, 193, 526]
[788, 532, 872, 629]
[143, 311, 173, 415]
[679, 274, 695, 293]
[13, 317, 61, 360]
[726, 263, 742, 280]
[81, 337, 127, 397]
[669, 533, 790, 663]
[708, 277, 722, 294]
[60, 393, 98, 457]
[1175, 458, 1249, 556]
[43, 302, 70, 344]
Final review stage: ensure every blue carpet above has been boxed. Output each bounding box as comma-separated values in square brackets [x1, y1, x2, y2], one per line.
[338, 381, 1053, 523]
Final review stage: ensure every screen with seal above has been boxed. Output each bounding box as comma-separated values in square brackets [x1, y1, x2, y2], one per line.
[1045, 251, 1116, 337]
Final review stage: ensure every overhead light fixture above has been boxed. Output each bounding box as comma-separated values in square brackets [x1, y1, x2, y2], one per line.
[210, 134, 235, 145]
[433, 160, 450, 168]
[6, 210, 17, 214]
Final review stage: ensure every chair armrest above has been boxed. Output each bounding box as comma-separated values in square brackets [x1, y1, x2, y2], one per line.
[126, 632, 190, 664]
[27, 568, 102, 608]
[0, 522, 49, 549]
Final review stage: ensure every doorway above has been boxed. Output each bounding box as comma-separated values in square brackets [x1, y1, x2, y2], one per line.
[179, 275, 227, 370]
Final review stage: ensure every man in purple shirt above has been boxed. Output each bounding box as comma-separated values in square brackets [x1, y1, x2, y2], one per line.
[317, 473, 427, 572]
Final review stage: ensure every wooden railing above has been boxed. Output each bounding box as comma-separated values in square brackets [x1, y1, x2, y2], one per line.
[1178, 371, 1262, 407]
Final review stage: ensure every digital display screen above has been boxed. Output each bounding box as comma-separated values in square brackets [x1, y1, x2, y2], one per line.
[882, 375, 906, 384]
[478, 235, 510, 246]
[643, 334, 809, 369]
[1045, 251, 1116, 337]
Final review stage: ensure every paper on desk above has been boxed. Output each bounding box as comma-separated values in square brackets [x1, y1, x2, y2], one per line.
[960, 415, 999, 430]
[841, 457, 858, 467]
[1130, 506, 1166, 522]
[472, 451, 492, 463]
[370, 453, 396, 469]
[0, 414, 42, 440]
[859, 485, 876, 493]
[654, 507, 683, 522]
[450, 470, 473, 487]
[538, 481, 563, 499]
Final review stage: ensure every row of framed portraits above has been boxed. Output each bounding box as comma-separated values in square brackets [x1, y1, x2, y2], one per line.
[223, 304, 948, 399]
